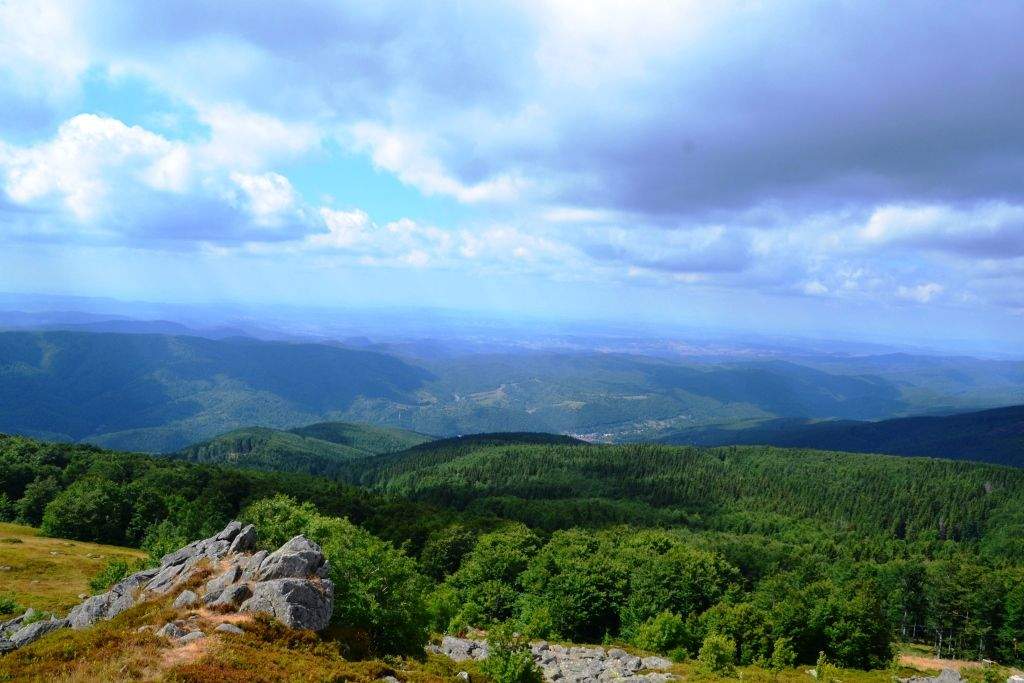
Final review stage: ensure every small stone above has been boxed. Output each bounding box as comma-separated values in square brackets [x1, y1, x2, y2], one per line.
[215, 622, 244, 635]
[156, 622, 188, 639]
[172, 590, 199, 609]
[180, 630, 206, 644]
[456, 673, 470, 683]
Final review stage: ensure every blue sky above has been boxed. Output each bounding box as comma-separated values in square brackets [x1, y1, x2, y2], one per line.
[1, 1, 1023, 349]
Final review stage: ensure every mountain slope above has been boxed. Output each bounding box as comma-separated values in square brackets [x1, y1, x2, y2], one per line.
[0, 331, 431, 451]
[655, 404, 1024, 466]
[172, 421, 433, 477]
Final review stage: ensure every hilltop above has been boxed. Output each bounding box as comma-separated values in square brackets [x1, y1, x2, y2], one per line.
[656, 404, 1024, 467]
[172, 421, 433, 477]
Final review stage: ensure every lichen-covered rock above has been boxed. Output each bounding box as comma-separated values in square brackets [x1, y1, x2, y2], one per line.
[438, 637, 673, 682]
[243, 550, 268, 580]
[901, 671, 964, 683]
[229, 524, 257, 553]
[180, 630, 206, 644]
[10, 618, 68, 648]
[253, 535, 330, 581]
[215, 521, 243, 542]
[157, 622, 188, 639]
[3, 521, 336, 654]
[210, 583, 252, 609]
[172, 590, 199, 610]
[240, 577, 334, 631]
[206, 564, 241, 594]
[641, 656, 672, 670]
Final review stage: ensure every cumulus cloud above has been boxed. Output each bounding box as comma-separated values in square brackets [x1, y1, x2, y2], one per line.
[0, 114, 311, 244]
[1, 0, 1023, 320]
[860, 203, 1024, 258]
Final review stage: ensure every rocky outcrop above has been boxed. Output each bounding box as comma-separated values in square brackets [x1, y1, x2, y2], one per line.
[0, 521, 334, 654]
[900, 670, 965, 683]
[433, 637, 676, 683]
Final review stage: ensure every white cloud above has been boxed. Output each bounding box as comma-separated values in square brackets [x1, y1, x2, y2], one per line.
[859, 202, 1024, 257]
[0, 114, 185, 221]
[229, 171, 299, 226]
[897, 282, 944, 304]
[308, 208, 372, 249]
[349, 122, 527, 203]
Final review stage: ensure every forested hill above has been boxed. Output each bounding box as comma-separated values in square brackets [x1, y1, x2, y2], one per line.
[335, 440, 1024, 552]
[172, 421, 433, 477]
[0, 330, 430, 452]
[655, 404, 1024, 467]
[5, 432, 1024, 666]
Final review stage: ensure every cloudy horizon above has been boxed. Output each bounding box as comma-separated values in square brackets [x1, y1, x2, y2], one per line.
[2, 1, 1023, 349]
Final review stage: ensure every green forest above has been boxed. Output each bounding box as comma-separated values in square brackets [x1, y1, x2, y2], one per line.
[2, 432, 1023, 670]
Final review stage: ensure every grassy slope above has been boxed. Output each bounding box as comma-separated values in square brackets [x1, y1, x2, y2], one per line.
[656, 404, 1024, 467]
[0, 522, 146, 616]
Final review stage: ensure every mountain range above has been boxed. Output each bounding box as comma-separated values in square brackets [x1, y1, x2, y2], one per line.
[1, 329, 1023, 453]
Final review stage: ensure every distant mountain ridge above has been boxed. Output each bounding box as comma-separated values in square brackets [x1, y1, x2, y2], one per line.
[656, 404, 1024, 467]
[0, 330, 431, 452]
[2, 329, 1024, 453]
[172, 421, 433, 477]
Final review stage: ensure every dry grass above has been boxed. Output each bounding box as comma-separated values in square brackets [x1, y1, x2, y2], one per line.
[0, 522, 146, 617]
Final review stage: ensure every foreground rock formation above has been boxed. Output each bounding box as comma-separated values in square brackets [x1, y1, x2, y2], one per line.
[433, 636, 675, 682]
[0, 521, 333, 652]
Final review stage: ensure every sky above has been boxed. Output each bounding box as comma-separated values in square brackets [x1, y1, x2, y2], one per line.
[1, 1, 1023, 349]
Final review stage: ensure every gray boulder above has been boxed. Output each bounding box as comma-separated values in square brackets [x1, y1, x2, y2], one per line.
[229, 524, 257, 553]
[903, 671, 965, 683]
[157, 622, 188, 639]
[180, 630, 206, 644]
[11, 617, 68, 647]
[172, 590, 199, 609]
[160, 540, 205, 567]
[215, 622, 244, 635]
[206, 565, 242, 594]
[641, 656, 672, 670]
[210, 583, 252, 609]
[243, 550, 269, 580]
[204, 539, 231, 561]
[215, 521, 243, 542]
[254, 535, 330, 581]
[240, 577, 334, 631]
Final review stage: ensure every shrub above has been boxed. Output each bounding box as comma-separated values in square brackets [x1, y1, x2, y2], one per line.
[815, 651, 840, 683]
[633, 611, 688, 654]
[0, 593, 22, 616]
[242, 495, 431, 657]
[0, 492, 15, 522]
[769, 637, 797, 670]
[420, 524, 478, 580]
[39, 478, 131, 544]
[426, 583, 461, 633]
[480, 623, 543, 683]
[698, 633, 736, 675]
[15, 477, 61, 526]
